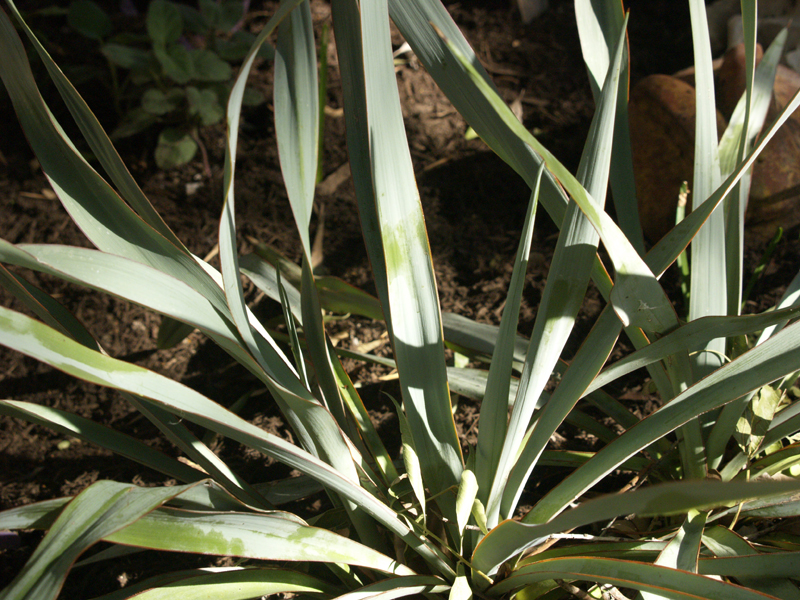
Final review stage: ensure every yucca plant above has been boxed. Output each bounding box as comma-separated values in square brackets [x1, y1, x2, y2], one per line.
[2, 0, 800, 598]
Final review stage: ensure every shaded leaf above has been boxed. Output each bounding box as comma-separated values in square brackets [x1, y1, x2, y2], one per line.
[147, 0, 183, 46]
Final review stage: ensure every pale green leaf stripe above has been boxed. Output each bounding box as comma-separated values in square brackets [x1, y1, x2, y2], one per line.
[586, 306, 800, 395]
[520, 320, 800, 531]
[275, 0, 318, 256]
[341, 0, 463, 494]
[0, 480, 194, 600]
[489, 19, 627, 526]
[0, 306, 453, 578]
[0, 401, 204, 483]
[4, 0, 184, 250]
[331, 575, 449, 600]
[490, 556, 780, 600]
[475, 168, 541, 503]
[90, 567, 340, 600]
[105, 507, 405, 575]
[0, 8, 227, 314]
[472, 479, 800, 574]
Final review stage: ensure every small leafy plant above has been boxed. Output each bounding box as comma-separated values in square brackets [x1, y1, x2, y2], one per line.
[2, 0, 800, 599]
[53, 0, 268, 169]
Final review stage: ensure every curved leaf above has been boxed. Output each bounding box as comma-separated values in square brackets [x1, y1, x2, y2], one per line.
[473, 479, 800, 575]
[491, 556, 780, 600]
[91, 567, 340, 600]
[0, 306, 454, 578]
[1, 481, 195, 600]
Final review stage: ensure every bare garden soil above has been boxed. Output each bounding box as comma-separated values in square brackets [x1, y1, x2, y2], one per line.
[1, 0, 800, 596]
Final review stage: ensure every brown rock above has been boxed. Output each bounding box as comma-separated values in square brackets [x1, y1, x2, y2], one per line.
[748, 65, 800, 235]
[632, 45, 800, 243]
[629, 74, 726, 242]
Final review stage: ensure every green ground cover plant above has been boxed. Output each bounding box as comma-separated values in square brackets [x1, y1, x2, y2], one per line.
[2, 0, 800, 599]
[39, 0, 268, 169]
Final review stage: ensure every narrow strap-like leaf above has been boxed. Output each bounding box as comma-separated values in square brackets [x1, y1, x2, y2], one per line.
[331, 0, 463, 500]
[474, 478, 800, 576]
[474, 165, 542, 505]
[490, 555, 783, 599]
[486, 15, 627, 528]
[0, 400, 204, 483]
[524, 320, 800, 528]
[1, 481, 196, 600]
[0, 307, 454, 578]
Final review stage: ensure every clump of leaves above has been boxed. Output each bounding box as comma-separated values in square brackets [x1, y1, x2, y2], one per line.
[60, 0, 269, 169]
[3, 0, 800, 599]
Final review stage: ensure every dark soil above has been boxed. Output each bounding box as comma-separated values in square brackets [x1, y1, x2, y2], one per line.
[1, 0, 799, 597]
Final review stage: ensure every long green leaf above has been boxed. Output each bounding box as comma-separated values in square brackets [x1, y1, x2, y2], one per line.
[491, 556, 782, 599]
[0, 306, 454, 577]
[489, 17, 627, 526]
[586, 306, 800, 395]
[641, 510, 706, 600]
[4, 0, 186, 250]
[0, 481, 194, 600]
[331, 0, 463, 500]
[331, 575, 450, 600]
[472, 479, 800, 577]
[91, 567, 341, 600]
[522, 319, 800, 528]
[0, 263, 96, 349]
[474, 166, 542, 506]
[105, 507, 410, 575]
[687, 0, 726, 382]
[575, 0, 643, 253]
[0, 400, 204, 483]
[275, 0, 318, 256]
[0, 6, 228, 315]
[703, 526, 800, 599]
